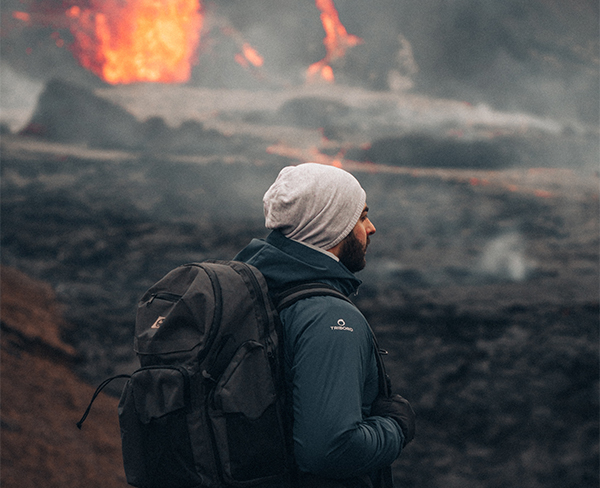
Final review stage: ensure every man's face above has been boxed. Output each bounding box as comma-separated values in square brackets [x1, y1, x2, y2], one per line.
[338, 205, 376, 273]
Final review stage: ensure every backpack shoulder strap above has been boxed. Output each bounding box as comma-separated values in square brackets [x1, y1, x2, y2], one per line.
[274, 282, 353, 312]
[274, 282, 391, 396]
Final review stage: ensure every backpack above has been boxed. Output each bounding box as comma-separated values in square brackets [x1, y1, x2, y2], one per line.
[77, 260, 369, 488]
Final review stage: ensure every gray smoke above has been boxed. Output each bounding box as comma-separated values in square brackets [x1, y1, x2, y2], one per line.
[0, 63, 44, 132]
[477, 232, 531, 281]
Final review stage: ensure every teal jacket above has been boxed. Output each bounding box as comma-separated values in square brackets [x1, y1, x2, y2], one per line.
[235, 230, 404, 480]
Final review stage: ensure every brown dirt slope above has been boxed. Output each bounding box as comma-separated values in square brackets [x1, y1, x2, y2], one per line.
[1, 266, 128, 488]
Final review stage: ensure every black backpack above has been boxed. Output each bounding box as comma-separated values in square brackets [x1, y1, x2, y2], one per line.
[77, 260, 369, 488]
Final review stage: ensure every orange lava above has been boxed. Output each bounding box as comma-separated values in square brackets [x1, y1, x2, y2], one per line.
[66, 0, 203, 85]
[307, 0, 362, 83]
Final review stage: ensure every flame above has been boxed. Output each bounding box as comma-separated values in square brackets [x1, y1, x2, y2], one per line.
[66, 0, 203, 85]
[307, 0, 362, 83]
[11, 0, 359, 86]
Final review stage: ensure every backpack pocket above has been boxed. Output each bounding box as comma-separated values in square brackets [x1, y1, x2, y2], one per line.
[119, 366, 203, 488]
[209, 340, 289, 486]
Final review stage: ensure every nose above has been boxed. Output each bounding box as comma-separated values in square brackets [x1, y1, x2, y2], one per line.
[367, 218, 376, 235]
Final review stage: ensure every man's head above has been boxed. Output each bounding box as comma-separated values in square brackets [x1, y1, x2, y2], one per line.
[263, 162, 375, 270]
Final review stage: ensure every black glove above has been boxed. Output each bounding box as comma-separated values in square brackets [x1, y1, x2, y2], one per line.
[371, 394, 416, 447]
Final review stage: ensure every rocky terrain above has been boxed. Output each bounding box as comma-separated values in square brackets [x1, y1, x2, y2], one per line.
[1, 266, 129, 488]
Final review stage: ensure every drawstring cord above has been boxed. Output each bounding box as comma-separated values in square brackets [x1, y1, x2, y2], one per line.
[76, 374, 131, 429]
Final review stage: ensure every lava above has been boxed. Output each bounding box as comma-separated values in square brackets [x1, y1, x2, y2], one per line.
[12, 11, 31, 22]
[307, 0, 362, 83]
[234, 42, 264, 68]
[10, 0, 362, 86]
[66, 0, 203, 85]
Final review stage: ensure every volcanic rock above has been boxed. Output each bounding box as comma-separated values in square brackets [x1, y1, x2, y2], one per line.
[347, 133, 519, 169]
[20, 79, 143, 149]
[344, 130, 596, 169]
[18, 79, 265, 156]
[0, 266, 128, 488]
[276, 96, 351, 129]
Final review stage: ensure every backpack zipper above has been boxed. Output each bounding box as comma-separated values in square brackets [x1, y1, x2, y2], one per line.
[147, 292, 182, 305]
[189, 264, 223, 365]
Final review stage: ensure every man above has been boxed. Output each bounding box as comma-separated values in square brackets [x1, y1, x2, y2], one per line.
[235, 163, 415, 487]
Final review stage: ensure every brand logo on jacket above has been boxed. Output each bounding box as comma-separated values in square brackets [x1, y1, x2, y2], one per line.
[331, 318, 353, 332]
[151, 316, 166, 329]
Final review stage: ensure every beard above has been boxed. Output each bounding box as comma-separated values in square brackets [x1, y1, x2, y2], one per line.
[338, 231, 369, 273]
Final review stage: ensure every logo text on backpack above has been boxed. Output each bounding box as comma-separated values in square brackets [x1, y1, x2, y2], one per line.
[330, 318, 353, 332]
[151, 316, 166, 329]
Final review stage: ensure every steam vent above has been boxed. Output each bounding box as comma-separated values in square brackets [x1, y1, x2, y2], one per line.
[1, 1, 598, 487]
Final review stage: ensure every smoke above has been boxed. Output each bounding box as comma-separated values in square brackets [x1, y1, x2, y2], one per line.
[0, 63, 44, 132]
[477, 232, 531, 282]
[391, 0, 599, 125]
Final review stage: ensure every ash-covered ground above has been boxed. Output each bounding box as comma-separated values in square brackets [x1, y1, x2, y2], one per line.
[1, 81, 599, 488]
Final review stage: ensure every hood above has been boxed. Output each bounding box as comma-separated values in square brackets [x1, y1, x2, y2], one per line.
[234, 230, 361, 297]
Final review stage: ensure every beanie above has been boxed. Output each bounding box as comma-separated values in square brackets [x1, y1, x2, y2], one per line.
[263, 162, 366, 250]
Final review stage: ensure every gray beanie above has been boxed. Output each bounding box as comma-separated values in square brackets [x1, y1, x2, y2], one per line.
[263, 162, 366, 250]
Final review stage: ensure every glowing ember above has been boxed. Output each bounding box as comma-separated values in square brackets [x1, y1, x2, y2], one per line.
[307, 0, 362, 83]
[235, 43, 264, 68]
[12, 11, 31, 22]
[66, 0, 203, 85]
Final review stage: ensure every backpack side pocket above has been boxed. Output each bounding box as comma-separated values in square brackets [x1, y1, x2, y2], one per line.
[209, 340, 289, 486]
[119, 366, 202, 488]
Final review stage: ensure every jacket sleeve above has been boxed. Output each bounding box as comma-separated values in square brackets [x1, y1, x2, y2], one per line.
[280, 296, 404, 479]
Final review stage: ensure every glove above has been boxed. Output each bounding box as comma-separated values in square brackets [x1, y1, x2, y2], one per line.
[371, 394, 416, 447]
